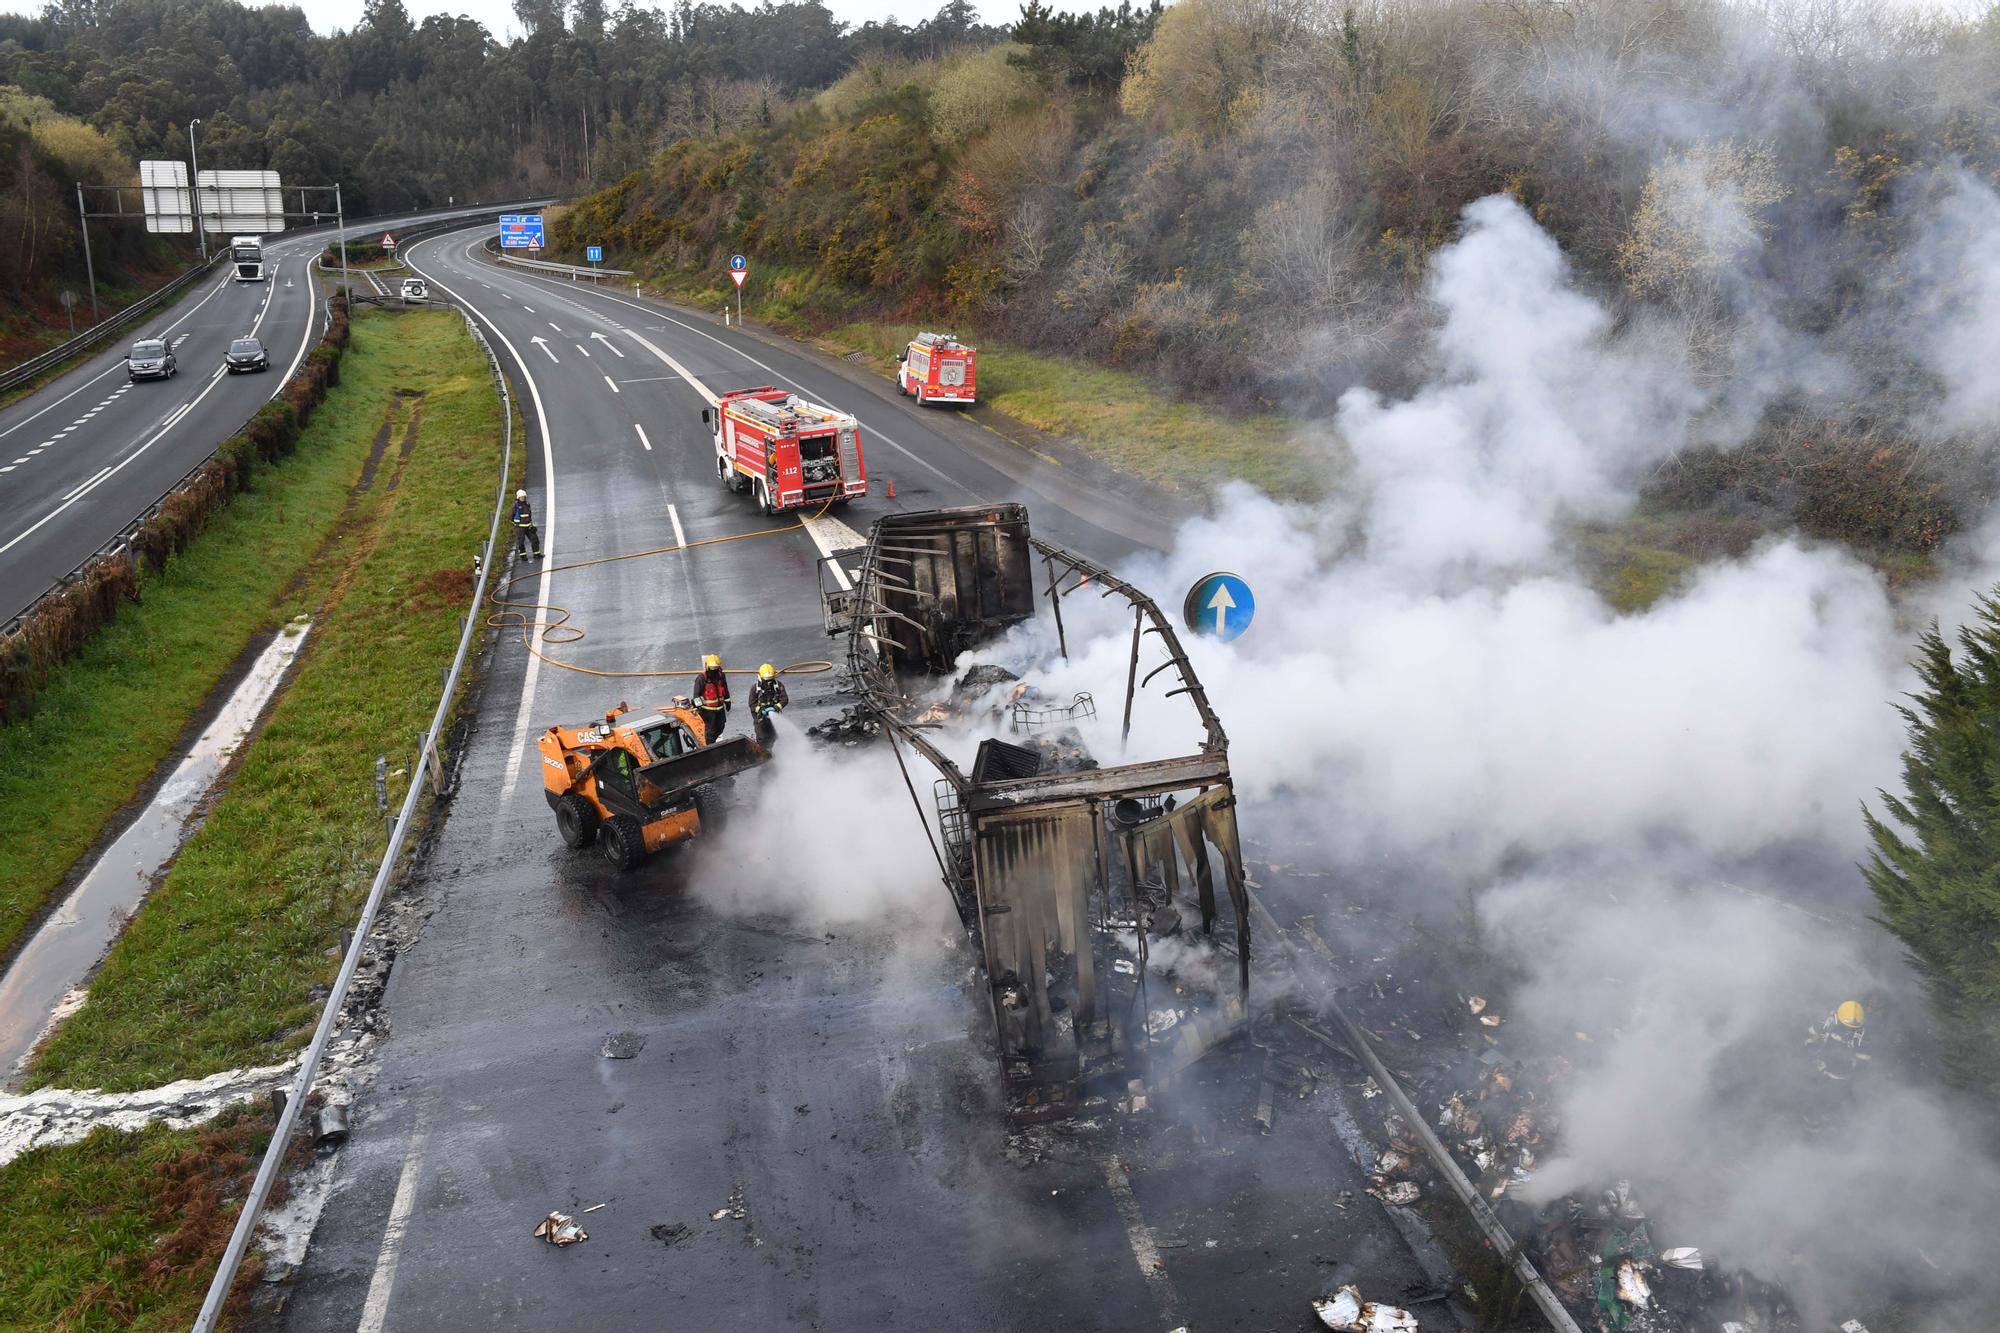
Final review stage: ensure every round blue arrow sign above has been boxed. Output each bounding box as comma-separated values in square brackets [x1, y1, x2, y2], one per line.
[1183, 571, 1254, 642]
[729, 254, 747, 271]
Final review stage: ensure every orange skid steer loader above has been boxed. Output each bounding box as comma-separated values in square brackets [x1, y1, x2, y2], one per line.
[540, 700, 768, 869]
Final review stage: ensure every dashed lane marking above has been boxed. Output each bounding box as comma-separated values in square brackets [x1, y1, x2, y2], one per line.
[603, 375, 620, 394]
[634, 424, 652, 452]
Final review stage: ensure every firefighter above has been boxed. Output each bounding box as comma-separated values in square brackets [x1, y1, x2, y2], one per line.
[695, 653, 731, 743]
[511, 488, 543, 560]
[1807, 999, 1867, 1080]
[750, 662, 789, 741]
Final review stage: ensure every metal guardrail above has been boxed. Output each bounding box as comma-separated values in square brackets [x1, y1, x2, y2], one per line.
[494, 250, 635, 280]
[0, 252, 228, 395]
[190, 300, 514, 1331]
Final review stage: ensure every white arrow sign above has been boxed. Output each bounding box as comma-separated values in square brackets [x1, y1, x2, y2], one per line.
[591, 331, 625, 358]
[530, 336, 559, 363]
[1207, 582, 1237, 637]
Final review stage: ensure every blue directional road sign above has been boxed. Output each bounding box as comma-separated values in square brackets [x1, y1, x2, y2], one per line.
[1183, 571, 1255, 642]
[498, 214, 545, 249]
[586, 245, 603, 263]
[729, 253, 747, 272]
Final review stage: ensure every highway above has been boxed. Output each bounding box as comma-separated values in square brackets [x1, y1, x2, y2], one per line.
[0, 206, 536, 627]
[276, 225, 1435, 1329]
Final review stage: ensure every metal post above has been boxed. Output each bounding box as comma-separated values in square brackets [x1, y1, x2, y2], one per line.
[75, 182, 100, 323]
[188, 119, 206, 260]
[735, 285, 741, 326]
[1045, 557, 1068, 660]
[336, 183, 349, 293]
[1121, 606, 1143, 743]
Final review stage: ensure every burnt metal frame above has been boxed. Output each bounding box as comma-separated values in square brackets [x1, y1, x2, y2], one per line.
[840, 505, 1251, 1100]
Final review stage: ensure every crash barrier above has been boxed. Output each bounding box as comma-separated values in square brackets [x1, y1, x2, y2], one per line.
[0, 252, 229, 396]
[492, 248, 635, 281]
[0, 199, 551, 396]
[190, 302, 514, 1332]
[0, 296, 352, 724]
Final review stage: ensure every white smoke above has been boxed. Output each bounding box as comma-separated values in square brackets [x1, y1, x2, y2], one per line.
[991, 189, 2000, 1316]
[1910, 170, 2000, 437]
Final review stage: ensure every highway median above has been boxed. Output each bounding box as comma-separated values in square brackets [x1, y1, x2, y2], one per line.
[0, 304, 510, 1329]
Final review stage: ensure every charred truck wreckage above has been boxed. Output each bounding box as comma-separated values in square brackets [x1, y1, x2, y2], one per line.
[823, 504, 1253, 1110]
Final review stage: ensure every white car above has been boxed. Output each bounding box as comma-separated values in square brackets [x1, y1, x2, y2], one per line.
[400, 278, 428, 303]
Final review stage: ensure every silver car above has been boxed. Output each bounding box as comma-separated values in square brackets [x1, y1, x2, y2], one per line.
[127, 338, 177, 381]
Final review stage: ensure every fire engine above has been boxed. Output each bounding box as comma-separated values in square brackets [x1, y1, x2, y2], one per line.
[703, 386, 868, 514]
[896, 332, 976, 406]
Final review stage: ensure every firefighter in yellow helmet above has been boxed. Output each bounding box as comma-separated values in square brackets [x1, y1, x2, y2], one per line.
[750, 662, 789, 742]
[1808, 999, 1867, 1080]
[695, 653, 731, 744]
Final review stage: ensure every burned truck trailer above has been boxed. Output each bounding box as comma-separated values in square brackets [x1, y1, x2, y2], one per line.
[830, 504, 1252, 1108]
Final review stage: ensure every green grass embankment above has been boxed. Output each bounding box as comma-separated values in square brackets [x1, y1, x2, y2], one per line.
[26, 308, 501, 1092]
[0, 1109, 281, 1332]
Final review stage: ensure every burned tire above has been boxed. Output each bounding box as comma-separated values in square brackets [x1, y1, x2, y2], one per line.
[555, 792, 598, 849]
[600, 814, 646, 870]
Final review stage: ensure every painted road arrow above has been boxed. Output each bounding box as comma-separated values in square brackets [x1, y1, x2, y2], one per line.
[590, 332, 625, 358]
[530, 336, 559, 363]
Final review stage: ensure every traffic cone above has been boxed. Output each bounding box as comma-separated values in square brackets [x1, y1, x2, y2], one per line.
[886, 478, 897, 499]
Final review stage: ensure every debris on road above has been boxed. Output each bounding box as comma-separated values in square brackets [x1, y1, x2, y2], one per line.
[650, 1222, 694, 1247]
[601, 1031, 646, 1059]
[805, 705, 880, 744]
[533, 1211, 588, 1245]
[1367, 1180, 1420, 1206]
[1313, 1284, 1420, 1331]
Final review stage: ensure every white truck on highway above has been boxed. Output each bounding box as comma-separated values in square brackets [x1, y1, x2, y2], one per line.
[231, 235, 266, 282]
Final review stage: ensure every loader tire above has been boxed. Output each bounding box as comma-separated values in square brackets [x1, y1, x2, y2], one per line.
[555, 792, 598, 849]
[600, 814, 646, 870]
[692, 786, 722, 836]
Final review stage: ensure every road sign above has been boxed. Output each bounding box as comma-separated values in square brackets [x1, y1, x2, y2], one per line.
[730, 270, 748, 289]
[499, 214, 545, 249]
[1183, 571, 1254, 642]
[729, 254, 747, 272]
[381, 233, 396, 250]
[587, 245, 603, 263]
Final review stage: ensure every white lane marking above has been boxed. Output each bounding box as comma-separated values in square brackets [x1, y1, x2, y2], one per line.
[404, 234, 558, 810]
[9, 457, 26, 466]
[0, 267, 234, 444]
[521, 306, 535, 313]
[634, 424, 652, 452]
[62, 466, 111, 502]
[531, 337, 558, 363]
[548, 322, 561, 332]
[1106, 1154, 1183, 1329]
[603, 375, 620, 394]
[0, 281, 281, 557]
[269, 258, 317, 402]
[797, 510, 855, 593]
[354, 1124, 428, 1333]
[27, 448, 43, 456]
[575, 345, 590, 358]
[0, 466, 12, 473]
[591, 332, 624, 358]
[669, 503, 686, 550]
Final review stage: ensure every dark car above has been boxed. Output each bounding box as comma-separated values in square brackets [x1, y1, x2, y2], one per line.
[127, 338, 176, 381]
[224, 337, 270, 373]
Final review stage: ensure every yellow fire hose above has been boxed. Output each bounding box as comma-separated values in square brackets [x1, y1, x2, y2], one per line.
[486, 508, 837, 681]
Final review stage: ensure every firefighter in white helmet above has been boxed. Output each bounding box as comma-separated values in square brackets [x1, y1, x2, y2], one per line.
[510, 488, 542, 561]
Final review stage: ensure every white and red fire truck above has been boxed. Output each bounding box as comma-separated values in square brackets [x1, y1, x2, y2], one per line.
[703, 386, 868, 514]
[896, 332, 976, 406]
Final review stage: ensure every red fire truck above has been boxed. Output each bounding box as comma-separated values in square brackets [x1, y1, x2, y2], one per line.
[703, 386, 868, 514]
[896, 332, 976, 406]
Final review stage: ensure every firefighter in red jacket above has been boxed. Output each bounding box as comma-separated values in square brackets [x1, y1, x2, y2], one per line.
[695, 653, 731, 743]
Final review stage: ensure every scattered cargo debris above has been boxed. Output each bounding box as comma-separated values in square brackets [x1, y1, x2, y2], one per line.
[827, 504, 1251, 1110]
[533, 1211, 587, 1245]
[805, 705, 880, 745]
[1313, 1285, 1420, 1331]
[601, 1031, 646, 1059]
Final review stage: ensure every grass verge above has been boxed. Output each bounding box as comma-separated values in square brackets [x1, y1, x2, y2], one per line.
[26, 308, 500, 1092]
[0, 1109, 284, 1332]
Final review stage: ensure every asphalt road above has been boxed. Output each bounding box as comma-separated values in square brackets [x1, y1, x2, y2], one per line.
[275, 227, 1439, 1331]
[0, 205, 543, 627]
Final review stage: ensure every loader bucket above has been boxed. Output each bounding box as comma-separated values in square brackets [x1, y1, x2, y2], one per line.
[636, 734, 769, 802]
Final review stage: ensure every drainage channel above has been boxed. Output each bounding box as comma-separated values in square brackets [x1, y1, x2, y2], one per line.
[0, 621, 311, 1085]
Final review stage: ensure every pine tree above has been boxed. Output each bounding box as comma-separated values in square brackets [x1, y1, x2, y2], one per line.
[1864, 593, 2000, 1095]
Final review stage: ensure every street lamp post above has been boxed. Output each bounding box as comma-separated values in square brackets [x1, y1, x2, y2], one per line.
[187, 117, 207, 260]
